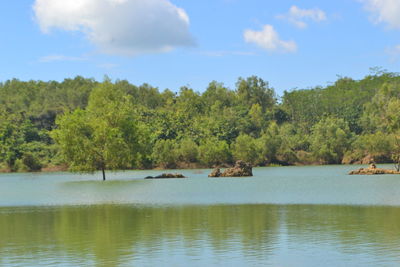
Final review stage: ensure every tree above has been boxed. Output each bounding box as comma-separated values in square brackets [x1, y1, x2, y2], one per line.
[258, 122, 282, 164]
[349, 132, 394, 163]
[198, 138, 231, 167]
[52, 82, 147, 180]
[0, 113, 25, 170]
[310, 117, 352, 164]
[21, 153, 42, 172]
[151, 139, 178, 168]
[248, 103, 264, 133]
[177, 138, 199, 163]
[236, 76, 276, 112]
[393, 132, 400, 171]
[232, 134, 261, 165]
[0, 109, 46, 171]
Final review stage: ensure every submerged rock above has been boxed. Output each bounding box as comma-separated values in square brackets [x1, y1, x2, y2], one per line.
[145, 173, 186, 179]
[349, 164, 400, 175]
[209, 160, 253, 177]
[208, 168, 221, 177]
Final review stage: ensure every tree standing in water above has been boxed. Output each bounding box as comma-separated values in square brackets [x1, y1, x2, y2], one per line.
[393, 133, 400, 172]
[52, 81, 147, 180]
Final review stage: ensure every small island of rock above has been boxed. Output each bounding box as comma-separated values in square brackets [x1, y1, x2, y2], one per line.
[209, 160, 253, 177]
[145, 173, 186, 179]
[349, 163, 400, 175]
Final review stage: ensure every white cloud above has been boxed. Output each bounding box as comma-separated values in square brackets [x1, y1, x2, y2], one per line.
[277, 5, 327, 29]
[39, 54, 87, 63]
[33, 0, 194, 56]
[200, 51, 256, 57]
[244, 25, 297, 53]
[360, 0, 400, 29]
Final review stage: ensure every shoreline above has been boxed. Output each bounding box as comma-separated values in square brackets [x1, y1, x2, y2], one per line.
[1, 162, 398, 175]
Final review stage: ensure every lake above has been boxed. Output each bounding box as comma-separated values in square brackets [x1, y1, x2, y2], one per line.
[1, 165, 400, 266]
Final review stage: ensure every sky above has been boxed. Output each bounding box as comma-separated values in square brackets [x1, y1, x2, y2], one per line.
[1, 0, 400, 95]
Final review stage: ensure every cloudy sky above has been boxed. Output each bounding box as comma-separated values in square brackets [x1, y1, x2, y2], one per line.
[1, 0, 400, 94]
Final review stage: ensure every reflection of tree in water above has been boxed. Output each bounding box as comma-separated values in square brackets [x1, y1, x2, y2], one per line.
[0, 205, 280, 267]
[2, 204, 400, 266]
[283, 205, 400, 255]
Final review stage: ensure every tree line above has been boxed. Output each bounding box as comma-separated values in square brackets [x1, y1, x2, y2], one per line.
[1, 70, 400, 176]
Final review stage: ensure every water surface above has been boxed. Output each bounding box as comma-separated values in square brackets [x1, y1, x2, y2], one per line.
[1, 165, 400, 266]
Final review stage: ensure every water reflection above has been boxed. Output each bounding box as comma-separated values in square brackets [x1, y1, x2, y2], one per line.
[0, 205, 279, 267]
[1, 204, 400, 266]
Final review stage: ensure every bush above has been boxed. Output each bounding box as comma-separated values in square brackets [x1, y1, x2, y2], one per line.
[232, 134, 262, 165]
[198, 138, 231, 167]
[22, 153, 42, 172]
[258, 122, 282, 163]
[13, 159, 27, 172]
[151, 139, 178, 168]
[310, 117, 353, 164]
[177, 138, 199, 163]
[344, 132, 395, 163]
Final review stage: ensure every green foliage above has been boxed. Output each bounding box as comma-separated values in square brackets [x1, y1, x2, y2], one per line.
[236, 76, 276, 112]
[310, 117, 353, 164]
[248, 103, 264, 134]
[347, 132, 394, 163]
[152, 139, 178, 168]
[177, 138, 199, 163]
[21, 153, 42, 172]
[362, 84, 400, 134]
[258, 122, 282, 164]
[202, 81, 236, 111]
[2, 71, 400, 172]
[0, 114, 24, 168]
[282, 73, 400, 133]
[52, 82, 147, 179]
[232, 134, 261, 165]
[0, 111, 46, 171]
[393, 133, 400, 171]
[198, 138, 231, 167]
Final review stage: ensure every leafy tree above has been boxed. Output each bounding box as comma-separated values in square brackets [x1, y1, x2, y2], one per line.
[21, 153, 42, 172]
[0, 110, 45, 171]
[202, 81, 235, 112]
[310, 117, 353, 164]
[258, 122, 282, 164]
[276, 123, 309, 164]
[0, 114, 25, 170]
[360, 83, 400, 133]
[52, 82, 147, 180]
[232, 134, 261, 165]
[176, 86, 204, 118]
[248, 103, 264, 134]
[2, 71, 400, 171]
[391, 132, 400, 171]
[177, 138, 199, 163]
[152, 139, 178, 168]
[236, 76, 276, 112]
[198, 138, 231, 167]
[364, 132, 392, 157]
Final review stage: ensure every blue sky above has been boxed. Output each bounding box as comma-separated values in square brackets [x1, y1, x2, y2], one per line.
[1, 0, 400, 95]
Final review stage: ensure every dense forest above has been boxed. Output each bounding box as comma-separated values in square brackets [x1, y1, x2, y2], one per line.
[1, 69, 400, 173]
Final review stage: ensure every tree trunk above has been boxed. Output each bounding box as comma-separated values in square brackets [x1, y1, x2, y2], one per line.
[102, 168, 106, 181]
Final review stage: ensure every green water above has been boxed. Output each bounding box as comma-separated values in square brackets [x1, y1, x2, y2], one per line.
[1, 165, 400, 266]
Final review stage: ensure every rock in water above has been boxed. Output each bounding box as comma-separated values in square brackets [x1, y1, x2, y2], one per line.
[208, 168, 221, 177]
[369, 163, 376, 169]
[145, 173, 186, 179]
[208, 160, 253, 177]
[349, 165, 400, 175]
